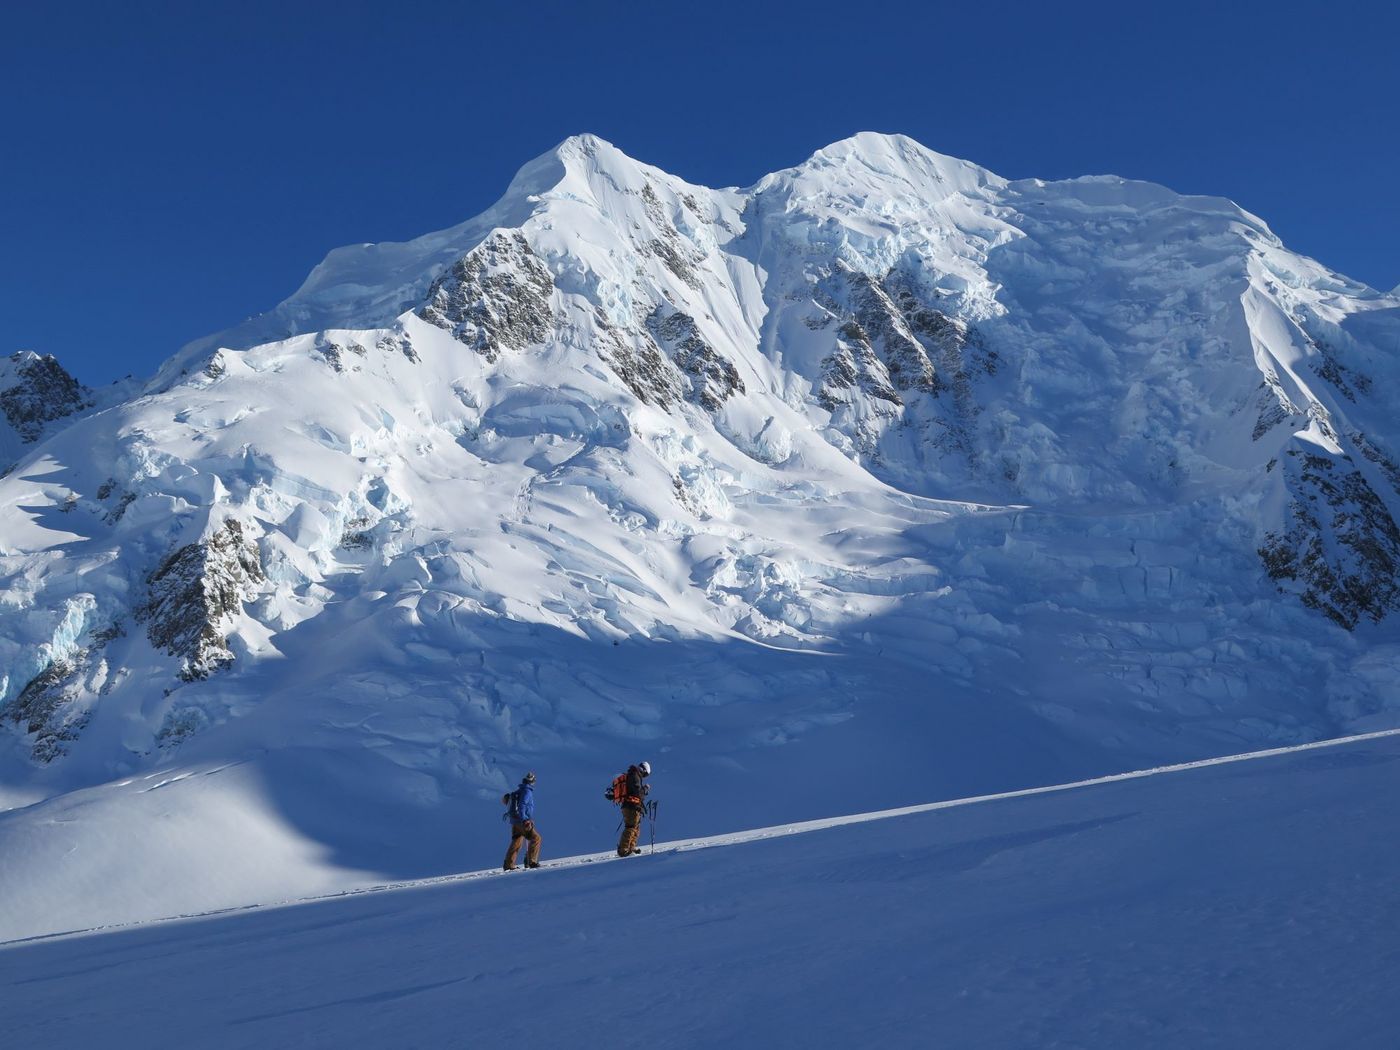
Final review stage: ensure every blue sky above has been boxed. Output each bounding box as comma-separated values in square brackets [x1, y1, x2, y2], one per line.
[3, 0, 1396, 383]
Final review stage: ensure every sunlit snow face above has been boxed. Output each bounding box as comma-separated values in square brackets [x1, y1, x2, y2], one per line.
[3, 132, 1398, 948]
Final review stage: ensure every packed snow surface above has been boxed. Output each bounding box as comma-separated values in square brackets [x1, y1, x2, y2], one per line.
[2, 132, 1400, 938]
[6, 731, 1400, 1049]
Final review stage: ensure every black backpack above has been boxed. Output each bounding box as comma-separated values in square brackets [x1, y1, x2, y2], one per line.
[502, 788, 524, 823]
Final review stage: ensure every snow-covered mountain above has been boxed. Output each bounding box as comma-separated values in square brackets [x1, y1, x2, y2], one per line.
[3, 133, 1400, 935]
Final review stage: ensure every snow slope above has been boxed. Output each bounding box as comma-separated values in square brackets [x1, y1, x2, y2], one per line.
[7, 731, 1400, 1049]
[3, 133, 1400, 937]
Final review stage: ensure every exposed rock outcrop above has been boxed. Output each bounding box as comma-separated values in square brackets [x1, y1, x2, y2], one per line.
[1252, 371, 1303, 441]
[819, 320, 902, 411]
[1259, 450, 1400, 629]
[638, 182, 703, 289]
[141, 519, 266, 680]
[3, 659, 85, 762]
[814, 264, 989, 411]
[810, 264, 993, 470]
[1, 623, 122, 763]
[1310, 335, 1372, 403]
[594, 310, 684, 409]
[1351, 430, 1400, 495]
[0, 352, 90, 442]
[315, 338, 367, 373]
[646, 306, 743, 411]
[417, 232, 555, 361]
[376, 331, 419, 364]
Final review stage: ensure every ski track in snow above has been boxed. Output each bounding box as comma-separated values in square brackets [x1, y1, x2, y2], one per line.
[10, 724, 1399, 950]
[8, 727, 1400, 1050]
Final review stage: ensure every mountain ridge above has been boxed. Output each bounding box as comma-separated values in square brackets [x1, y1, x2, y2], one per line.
[2, 132, 1399, 931]
[180, 132, 1398, 378]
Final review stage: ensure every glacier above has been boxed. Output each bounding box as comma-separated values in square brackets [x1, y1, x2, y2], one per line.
[1, 132, 1399, 939]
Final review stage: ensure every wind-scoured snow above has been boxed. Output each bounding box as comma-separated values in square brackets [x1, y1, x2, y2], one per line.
[6, 731, 1400, 1049]
[2, 133, 1400, 939]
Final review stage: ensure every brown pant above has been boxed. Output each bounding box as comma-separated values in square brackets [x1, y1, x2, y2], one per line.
[504, 820, 541, 869]
[618, 805, 643, 856]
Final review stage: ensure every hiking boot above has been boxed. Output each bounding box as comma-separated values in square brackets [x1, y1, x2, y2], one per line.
[631, 849, 643, 856]
[525, 862, 540, 869]
[503, 864, 517, 872]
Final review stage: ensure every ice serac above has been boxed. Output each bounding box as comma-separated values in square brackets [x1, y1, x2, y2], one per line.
[3, 133, 1400, 930]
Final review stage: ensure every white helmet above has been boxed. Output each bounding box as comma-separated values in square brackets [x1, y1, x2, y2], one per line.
[638, 761, 651, 776]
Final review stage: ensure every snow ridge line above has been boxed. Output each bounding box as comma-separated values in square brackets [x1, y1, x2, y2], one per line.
[7, 725, 1400, 949]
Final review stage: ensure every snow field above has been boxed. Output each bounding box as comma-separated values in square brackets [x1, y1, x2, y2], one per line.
[7, 729, 1400, 1049]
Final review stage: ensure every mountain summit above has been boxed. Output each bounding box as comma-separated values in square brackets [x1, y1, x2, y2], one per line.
[2, 134, 1399, 929]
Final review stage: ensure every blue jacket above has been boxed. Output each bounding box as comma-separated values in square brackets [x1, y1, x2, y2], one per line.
[505, 781, 535, 824]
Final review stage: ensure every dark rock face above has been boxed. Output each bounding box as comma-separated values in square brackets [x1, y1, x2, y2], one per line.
[810, 264, 994, 471]
[820, 320, 903, 411]
[141, 519, 266, 680]
[646, 307, 744, 411]
[155, 706, 209, 748]
[315, 339, 367, 373]
[417, 232, 555, 361]
[837, 266, 940, 395]
[1352, 430, 1400, 494]
[815, 264, 989, 412]
[1309, 335, 1372, 403]
[1, 623, 122, 763]
[639, 183, 703, 289]
[0, 353, 90, 442]
[339, 515, 373, 550]
[2, 659, 85, 762]
[376, 332, 419, 364]
[594, 311, 683, 409]
[888, 275, 997, 425]
[1260, 450, 1400, 629]
[1252, 371, 1302, 441]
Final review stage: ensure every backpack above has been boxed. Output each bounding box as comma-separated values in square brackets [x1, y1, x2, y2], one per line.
[604, 773, 628, 806]
[503, 788, 524, 823]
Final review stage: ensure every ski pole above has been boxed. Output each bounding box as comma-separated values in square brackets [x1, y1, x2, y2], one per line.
[648, 800, 658, 854]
